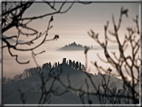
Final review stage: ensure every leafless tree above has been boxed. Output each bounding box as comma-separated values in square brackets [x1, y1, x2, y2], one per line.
[2, 0, 74, 64]
[87, 6, 140, 104]
[50, 6, 141, 104]
[2, 0, 75, 104]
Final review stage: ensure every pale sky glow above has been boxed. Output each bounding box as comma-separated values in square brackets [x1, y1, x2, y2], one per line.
[3, 2, 140, 78]
[4, 3, 139, 48]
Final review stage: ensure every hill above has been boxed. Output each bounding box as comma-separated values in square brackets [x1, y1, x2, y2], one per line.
[58, 42, 95, 51]
[2, 58, 138, 104]
[2, 35, 24, 43]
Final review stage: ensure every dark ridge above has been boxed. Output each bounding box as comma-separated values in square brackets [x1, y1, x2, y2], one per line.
[58, 42, 96, 51]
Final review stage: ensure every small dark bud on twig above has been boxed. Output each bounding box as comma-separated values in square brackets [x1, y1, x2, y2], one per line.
[121, 7, 128, 17]
[53, 35, 59, 40]
[94, 62, 97, 67]
[50, 16, 54, 22]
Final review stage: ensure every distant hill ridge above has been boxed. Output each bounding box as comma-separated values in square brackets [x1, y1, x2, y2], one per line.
[3, 58, 134, 104]
[58, 42, 95, 51]
[2, 35, 24, 43]
[3, 58, 124, 90]
[2, 58, 86, 84]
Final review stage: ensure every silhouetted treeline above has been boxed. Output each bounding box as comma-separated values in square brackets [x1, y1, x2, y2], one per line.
[2, 58, 85, 84]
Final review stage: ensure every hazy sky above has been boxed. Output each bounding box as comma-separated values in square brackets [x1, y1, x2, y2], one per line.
[3, 2, 140, 78]
[4, 2, 139, 48]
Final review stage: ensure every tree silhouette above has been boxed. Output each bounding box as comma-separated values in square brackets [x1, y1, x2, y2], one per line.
[87, 6, 140, 104]
[2, 1, 141, 105]
[2, 0, 75, 104]
[2, 1, 74, 64]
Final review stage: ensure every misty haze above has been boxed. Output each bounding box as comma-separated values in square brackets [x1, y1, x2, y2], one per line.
[2, 1, 140, 106]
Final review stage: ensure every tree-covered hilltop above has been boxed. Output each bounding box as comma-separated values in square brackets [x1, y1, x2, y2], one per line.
[58, 42, 84, 51]
[3, 58, 130, 104]
[2, 58, 85, 84]
[58, 42, 95, 51]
